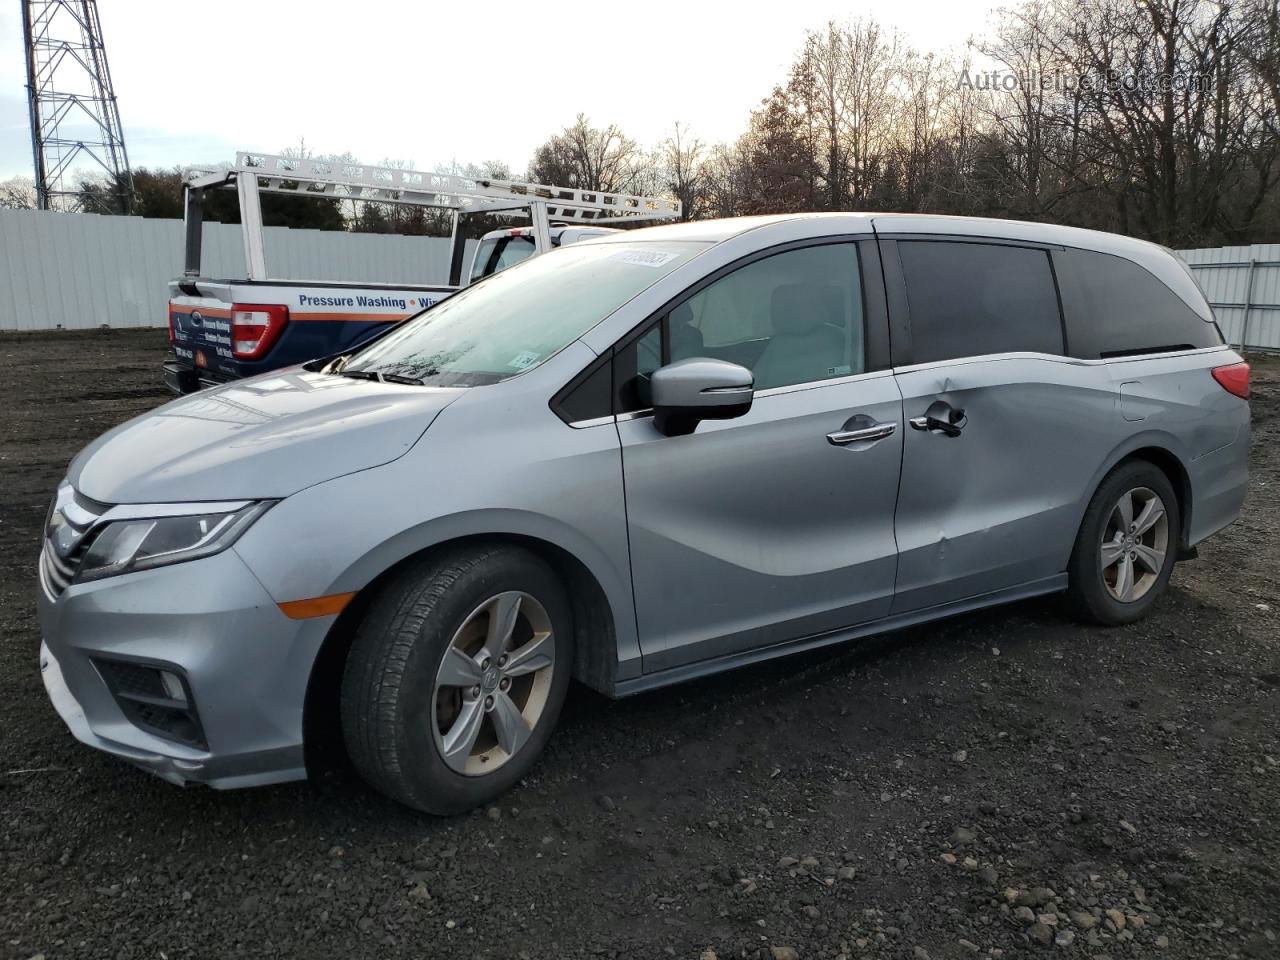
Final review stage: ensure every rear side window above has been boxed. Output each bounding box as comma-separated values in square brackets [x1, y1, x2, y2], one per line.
[1057, 248, 1222, 358]
[899, 241, 1063, 364]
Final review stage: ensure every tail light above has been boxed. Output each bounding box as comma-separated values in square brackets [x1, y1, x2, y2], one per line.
[229, 304, 289, 360]
[1211, 361, 1250, 399]
[166, 303, 176, 343]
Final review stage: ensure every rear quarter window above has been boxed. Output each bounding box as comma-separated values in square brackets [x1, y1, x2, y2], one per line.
[898, 240, 1064, 364]
[1056, 248, 1223, 359]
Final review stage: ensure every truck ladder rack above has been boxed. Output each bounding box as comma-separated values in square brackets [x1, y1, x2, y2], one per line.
[187, 152, 682, 223]
[182, 150, 681, 282]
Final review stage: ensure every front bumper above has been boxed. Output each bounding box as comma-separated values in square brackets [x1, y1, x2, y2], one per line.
[37, 547, 330, 789]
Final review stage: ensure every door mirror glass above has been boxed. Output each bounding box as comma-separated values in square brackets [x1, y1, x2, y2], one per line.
[651, 358, 754, 436]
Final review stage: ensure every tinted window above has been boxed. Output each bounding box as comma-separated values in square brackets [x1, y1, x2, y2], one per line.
[614, 321, 662, 412]
[1058, 248, 1222, 358]
[899, 241, 1063, 364]
[552, 358, 612, 423]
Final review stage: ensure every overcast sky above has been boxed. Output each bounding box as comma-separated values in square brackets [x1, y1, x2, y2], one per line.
[1, 0, 999, 183]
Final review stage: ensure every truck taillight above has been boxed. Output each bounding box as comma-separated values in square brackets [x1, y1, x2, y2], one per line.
[229, 304, 288, 360]
[1211, 361, 1250, 399]
[167, 303, 176, 343]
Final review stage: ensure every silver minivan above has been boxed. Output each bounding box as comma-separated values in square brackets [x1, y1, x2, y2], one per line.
[38, 214, 1250, 813]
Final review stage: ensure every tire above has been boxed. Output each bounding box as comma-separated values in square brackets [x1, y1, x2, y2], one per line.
[1066, 459, 1181, 626]
[340, 545, 573, 814]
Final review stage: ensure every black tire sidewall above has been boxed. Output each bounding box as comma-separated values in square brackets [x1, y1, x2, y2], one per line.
[358, 549, 572, 814]
[1070, 462, 1181, 625]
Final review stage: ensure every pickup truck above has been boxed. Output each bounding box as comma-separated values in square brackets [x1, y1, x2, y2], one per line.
[164, 152, 679, 394]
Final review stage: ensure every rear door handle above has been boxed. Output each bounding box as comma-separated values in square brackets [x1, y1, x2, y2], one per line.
[909, 401, 967, 437]
[827, 422, 897, 446]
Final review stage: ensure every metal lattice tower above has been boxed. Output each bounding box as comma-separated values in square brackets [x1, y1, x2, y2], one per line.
[22, 0, 133, 212]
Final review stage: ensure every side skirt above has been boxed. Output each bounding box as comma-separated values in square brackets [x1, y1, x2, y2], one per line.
[612, 574, 1067, 698]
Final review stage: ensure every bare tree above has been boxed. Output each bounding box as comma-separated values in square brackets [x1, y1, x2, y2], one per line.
[660, 122, 707, 219]
[529, 114, 643, 193]
[0, 176, 37, 209]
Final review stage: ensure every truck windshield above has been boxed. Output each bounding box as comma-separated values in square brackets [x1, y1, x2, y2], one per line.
[469, 234, 537, 283]
[343, 241, 705, 387]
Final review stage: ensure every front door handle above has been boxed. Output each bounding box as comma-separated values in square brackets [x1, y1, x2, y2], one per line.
[827, 421, 897, 446]
[909, 401, 967, 437]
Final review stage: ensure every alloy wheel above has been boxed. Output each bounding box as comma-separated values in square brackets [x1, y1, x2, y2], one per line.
[1100, 486, 1169, 603]
[431, 591, 555, 776]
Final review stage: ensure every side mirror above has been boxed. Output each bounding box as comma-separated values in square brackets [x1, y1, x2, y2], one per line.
[651, 358, 754, 437]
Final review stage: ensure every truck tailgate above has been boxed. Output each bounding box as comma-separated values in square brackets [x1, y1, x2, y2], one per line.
[166, 280, 456, 390]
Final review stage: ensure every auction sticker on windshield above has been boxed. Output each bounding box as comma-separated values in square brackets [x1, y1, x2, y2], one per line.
[508, 351, 541, 369]
[609, 250, 682, 268]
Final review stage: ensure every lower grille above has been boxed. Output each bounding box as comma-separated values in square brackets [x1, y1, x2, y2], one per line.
[93, 658, 207, 750]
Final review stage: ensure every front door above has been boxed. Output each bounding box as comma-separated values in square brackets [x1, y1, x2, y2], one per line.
[615, 240, 904, 672]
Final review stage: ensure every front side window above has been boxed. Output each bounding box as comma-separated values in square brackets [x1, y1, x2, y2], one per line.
[898, 241, 1063, 364]
[614, 243, 866, 408]
[346, 241, 704, 387]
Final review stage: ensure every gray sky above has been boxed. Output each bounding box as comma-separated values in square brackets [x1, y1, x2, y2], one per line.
[1, 0, 997, 182]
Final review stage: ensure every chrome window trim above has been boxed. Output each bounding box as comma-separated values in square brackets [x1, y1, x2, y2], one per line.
[753, 367, 893, 399]
[567, 414, 616, 430]
[890, 344, 1232, 376]
[99, 500, 253, 523]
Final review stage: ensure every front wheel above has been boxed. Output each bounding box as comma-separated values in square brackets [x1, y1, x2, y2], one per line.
[340, 546, 572, 814]
[1066, 460, 1180, 626]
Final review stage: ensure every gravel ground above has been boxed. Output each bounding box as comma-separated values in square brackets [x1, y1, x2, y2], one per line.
[1, 329, 1277, 960]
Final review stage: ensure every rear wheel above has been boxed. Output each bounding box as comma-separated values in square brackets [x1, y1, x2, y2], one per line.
[1066, 460, 1180, 625]
[340, 546, 572, 814]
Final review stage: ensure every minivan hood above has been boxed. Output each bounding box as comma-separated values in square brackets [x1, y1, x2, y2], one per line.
[70, 370, 461, 504]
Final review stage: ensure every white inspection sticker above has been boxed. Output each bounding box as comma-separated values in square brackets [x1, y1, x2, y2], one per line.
[610, 249, 681, 268]
[508, 350, 541, 369]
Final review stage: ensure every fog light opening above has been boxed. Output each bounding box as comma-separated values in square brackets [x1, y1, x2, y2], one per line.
[159, 670, 187, 704]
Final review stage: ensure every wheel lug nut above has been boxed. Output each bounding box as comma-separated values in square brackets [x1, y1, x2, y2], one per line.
[484, 695, 494, 710]
[470, 685, 481, 698]
[481, 658, 491, 670]
[499, 654, 508, 667]
[500, 677, 510, 690]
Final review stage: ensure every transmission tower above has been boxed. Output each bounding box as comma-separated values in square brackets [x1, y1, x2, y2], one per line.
[22, 0, 133, 212]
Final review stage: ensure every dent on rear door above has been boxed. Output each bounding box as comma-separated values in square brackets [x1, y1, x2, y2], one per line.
[891, 356, 1125, 613]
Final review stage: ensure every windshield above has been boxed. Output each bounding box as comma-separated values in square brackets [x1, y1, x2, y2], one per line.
[469, 234, 537, 283]
[344, 241, 705, 387]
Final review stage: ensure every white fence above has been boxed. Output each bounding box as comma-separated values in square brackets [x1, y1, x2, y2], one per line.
[0, 209, 1276, 349]
[0, 209, 469, 332]
[1180, 244, 1280, 352]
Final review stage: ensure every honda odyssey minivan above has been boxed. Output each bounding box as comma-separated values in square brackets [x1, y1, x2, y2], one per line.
[38, 213, 1250, 813]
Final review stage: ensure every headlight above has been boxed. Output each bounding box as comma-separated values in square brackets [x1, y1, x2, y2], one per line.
[78, 501, 274, 583]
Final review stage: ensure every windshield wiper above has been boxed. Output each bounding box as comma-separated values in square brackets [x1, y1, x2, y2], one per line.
[338, 369, 425, 386]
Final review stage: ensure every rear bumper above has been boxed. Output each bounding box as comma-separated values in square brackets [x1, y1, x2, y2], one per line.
[163, 359, 233, 396]
[1187, 408, 1251, 546]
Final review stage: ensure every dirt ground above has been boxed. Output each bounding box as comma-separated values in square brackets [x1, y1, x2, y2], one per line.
[1, 329, 1277, 960]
